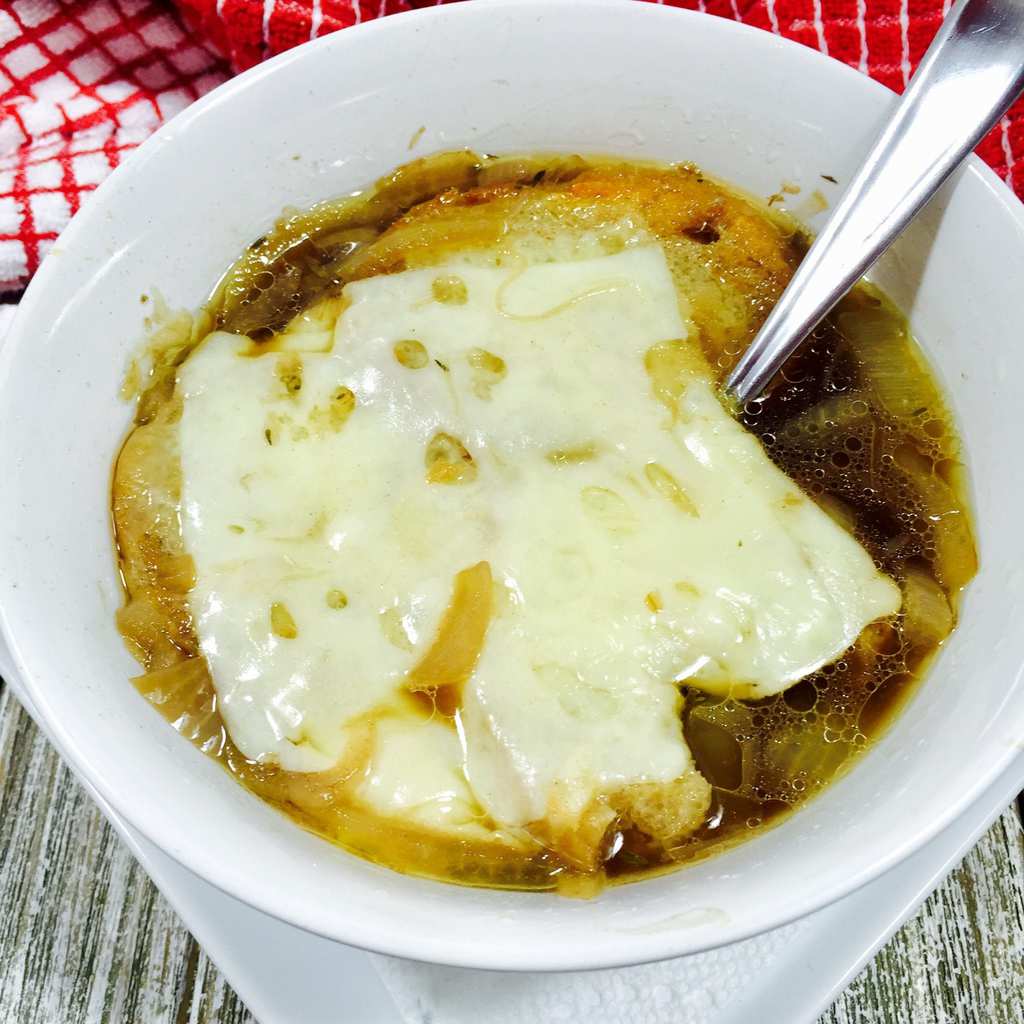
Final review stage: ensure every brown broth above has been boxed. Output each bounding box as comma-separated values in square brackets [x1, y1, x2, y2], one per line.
[114, 152, 976, 892]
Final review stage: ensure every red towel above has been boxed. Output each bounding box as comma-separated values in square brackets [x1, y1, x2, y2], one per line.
[1, 0, 1021, 293]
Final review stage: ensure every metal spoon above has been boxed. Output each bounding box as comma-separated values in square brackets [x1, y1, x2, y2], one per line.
[725, 0, 1024, 406]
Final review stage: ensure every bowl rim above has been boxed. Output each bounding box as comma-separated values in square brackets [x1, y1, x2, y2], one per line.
[2, 0, 1024, 971]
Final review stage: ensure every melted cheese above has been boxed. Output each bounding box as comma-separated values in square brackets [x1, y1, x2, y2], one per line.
[177, 245, 899, 836]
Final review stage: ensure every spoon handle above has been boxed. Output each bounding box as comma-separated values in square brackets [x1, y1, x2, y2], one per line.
[725, 0, 1024, 406]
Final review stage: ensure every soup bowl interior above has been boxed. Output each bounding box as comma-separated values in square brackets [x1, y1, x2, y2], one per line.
[1, 0, 1023, 971]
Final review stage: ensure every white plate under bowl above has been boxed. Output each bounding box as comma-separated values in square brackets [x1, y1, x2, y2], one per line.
[1, 0, 1023, 971]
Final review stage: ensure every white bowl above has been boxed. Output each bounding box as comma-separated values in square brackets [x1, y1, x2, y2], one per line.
[1, 0, 1023, 972]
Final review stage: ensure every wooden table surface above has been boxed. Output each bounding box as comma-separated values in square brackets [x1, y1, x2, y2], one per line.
[1, 677, 1022, 1024]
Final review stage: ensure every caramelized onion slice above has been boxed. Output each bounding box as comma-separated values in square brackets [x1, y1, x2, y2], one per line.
[133, 657, 226, 756]
[406, 561, 493, 716]
[901, 564, 954, 648]
[893, 444, 977, 592]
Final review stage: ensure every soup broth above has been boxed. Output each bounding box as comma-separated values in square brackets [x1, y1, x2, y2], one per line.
[113, 152, 976, 892]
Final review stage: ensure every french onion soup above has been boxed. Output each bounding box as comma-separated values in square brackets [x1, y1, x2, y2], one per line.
[112, 152, 976, 894]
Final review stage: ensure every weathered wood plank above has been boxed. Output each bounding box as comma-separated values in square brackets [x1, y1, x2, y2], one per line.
[825, 808, 1024, 1024]
[0, 681, 1021, 1023]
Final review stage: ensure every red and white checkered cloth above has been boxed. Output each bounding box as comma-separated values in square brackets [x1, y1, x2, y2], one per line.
[2, 0, 1022, 295]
